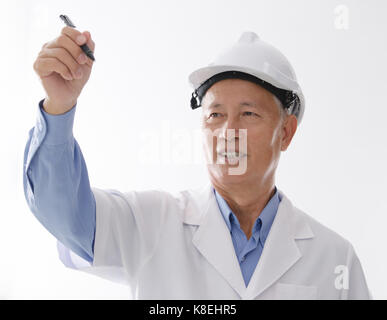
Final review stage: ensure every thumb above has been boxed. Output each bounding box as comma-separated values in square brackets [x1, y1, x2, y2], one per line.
[83, 31, 95, 52]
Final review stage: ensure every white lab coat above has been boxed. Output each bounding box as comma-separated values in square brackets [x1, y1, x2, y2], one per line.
[59, 182, 371, 299]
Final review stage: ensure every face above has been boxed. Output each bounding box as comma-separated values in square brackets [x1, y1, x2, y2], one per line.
[201, 78, 297, 188]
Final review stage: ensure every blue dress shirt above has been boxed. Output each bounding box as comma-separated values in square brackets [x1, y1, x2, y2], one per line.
[23, 99, 96, 262]
[214, 187, 281, 286]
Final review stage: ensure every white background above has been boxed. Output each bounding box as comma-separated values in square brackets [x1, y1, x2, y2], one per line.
[0, 0, 386, 299]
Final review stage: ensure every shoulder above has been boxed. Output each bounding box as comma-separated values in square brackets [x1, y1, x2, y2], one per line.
[281, 191, 353, 256]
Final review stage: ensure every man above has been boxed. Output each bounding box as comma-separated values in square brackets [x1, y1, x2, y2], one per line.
[24, 28, 370, 299]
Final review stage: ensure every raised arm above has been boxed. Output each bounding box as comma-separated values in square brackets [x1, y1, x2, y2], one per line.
[24, 26, 97, 262]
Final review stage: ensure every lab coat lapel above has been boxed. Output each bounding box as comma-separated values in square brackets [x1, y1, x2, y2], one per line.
[189, 183, 247, 298]
[244, 191, 315, 299]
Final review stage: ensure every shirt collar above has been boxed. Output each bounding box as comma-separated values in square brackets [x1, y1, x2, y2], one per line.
[213, 186, 281, 245]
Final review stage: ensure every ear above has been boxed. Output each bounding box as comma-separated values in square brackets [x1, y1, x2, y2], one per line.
[280, 114, 298, 151]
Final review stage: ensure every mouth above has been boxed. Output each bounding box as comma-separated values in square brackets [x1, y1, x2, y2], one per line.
[217, 151, 248, 162]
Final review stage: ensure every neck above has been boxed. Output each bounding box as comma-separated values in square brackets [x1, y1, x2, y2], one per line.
[211, 178, 276, 239]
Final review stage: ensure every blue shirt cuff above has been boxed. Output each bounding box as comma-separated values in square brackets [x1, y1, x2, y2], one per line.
[38, 99, 77, 145]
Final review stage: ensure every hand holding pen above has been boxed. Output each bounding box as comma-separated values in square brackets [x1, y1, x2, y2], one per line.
[33, 15, 96, 115]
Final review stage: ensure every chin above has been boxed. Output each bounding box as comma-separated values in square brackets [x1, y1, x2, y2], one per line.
[208, 164, 251, 185]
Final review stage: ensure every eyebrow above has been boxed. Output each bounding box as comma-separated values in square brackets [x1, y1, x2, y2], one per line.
[209, 101, 260, 109]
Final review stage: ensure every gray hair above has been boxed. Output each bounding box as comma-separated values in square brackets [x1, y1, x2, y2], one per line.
[273, 95, 291, 121]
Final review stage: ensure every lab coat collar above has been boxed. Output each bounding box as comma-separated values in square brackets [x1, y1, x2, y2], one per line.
[183, 181, 315, 299]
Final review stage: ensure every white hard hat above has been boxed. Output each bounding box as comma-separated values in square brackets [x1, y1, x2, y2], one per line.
[188, 31, 305, 125]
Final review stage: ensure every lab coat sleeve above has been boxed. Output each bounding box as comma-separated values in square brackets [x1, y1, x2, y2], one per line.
[341, 243, 372, 300]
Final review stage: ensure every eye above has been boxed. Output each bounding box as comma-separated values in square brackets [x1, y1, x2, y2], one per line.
[243, 111, 259, 117]
[208, 112, 222, 118]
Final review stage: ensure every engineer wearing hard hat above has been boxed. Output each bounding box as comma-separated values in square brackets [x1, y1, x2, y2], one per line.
[24, 28, 371, 299]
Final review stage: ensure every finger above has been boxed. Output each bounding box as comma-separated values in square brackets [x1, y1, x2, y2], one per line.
[60, 26, 84, 44]
[80, 31, 95, 67]
[34, 57, 73, 81]
[46, 34, 88, 66]
[61, 27, 95, 66]
[39, 47, 83, 79]
[83, 31, 95, 52]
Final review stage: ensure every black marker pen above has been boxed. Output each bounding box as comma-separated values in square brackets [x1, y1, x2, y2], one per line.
[60, 14, 95, 61]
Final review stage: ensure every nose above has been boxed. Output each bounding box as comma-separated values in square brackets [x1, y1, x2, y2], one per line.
[218, 117, 242, 141]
